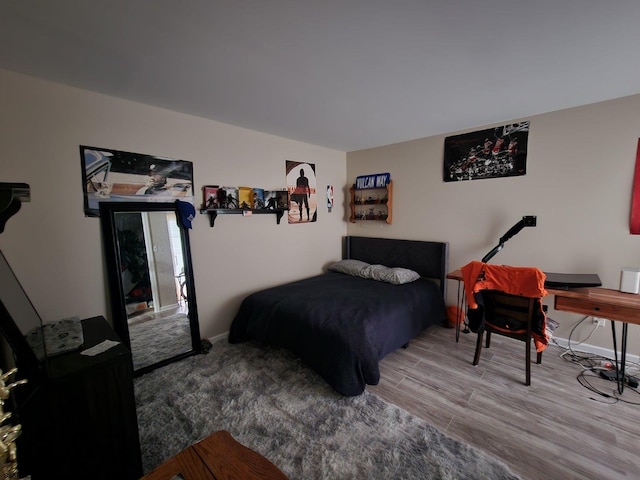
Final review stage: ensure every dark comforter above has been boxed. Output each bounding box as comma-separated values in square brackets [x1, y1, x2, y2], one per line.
[228, 272, 445, 395]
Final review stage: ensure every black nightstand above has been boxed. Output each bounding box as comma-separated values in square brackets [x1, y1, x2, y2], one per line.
[16, 316, 143, 479]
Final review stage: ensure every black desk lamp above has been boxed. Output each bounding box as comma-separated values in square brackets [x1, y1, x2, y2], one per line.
[459, 215, 537, 335]
[481, 215, 537, 263]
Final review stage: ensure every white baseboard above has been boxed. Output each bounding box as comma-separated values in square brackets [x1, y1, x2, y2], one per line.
[552, 336, 640, 364]
[207, 331, 640, 367]
[208, 332, 228, 343]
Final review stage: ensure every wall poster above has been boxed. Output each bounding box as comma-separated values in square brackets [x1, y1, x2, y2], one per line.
[629, 139, 640, 234]
[286, 160, 317, 223]
[443, 121, 530, 182]
[326, 185, 334, 213]
[80, 145, 194, 217]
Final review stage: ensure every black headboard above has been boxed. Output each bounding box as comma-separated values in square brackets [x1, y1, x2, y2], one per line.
[344, 236, 449, 297]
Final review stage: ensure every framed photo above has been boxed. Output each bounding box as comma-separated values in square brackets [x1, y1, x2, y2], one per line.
[238, 186, 253, 209]
[264, 190, 289, 210]
[253, 188, 265, 209]
[80, 145, 194, 216]
[202, 185, 219, 209]
[219, 186, 239, 209]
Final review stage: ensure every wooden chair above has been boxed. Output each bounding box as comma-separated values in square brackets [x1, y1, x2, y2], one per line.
[472, 289, 544, 385]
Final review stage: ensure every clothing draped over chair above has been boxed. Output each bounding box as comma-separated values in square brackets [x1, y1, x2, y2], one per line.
[461, 260, 550, 352]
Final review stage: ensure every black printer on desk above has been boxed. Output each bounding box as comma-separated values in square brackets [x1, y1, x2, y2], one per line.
[544, 272, 602, 290]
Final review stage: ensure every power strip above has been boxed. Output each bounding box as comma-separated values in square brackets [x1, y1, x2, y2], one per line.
[599, 370, 639, 388]
[594, 360, 614, 369]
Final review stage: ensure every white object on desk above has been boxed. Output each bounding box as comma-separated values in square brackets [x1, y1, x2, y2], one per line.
[80, 339, 121, 356]
[620, 267, 640, 294]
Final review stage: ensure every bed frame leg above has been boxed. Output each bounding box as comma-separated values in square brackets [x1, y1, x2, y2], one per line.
[402, 342, 409, 349]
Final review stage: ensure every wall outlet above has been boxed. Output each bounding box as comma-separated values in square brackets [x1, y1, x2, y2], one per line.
[592, 317, 606, 327]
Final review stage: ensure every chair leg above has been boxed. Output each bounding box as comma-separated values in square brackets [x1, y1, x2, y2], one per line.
[485, 330, 491, 348]
[536, 351, 542, 364]
[525, 336, 531, 386]
[473, 332, 484, 366]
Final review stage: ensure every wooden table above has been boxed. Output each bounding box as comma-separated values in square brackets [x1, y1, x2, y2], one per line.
[140, 430, 288, 480]
[447, 269, 640, 392]
[552, 286, 640, 393]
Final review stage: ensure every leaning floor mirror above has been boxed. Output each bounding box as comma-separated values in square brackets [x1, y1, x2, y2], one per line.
[100, 201, 201, 376]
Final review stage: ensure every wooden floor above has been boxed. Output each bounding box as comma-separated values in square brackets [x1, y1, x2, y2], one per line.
[368, 324, 640, 480]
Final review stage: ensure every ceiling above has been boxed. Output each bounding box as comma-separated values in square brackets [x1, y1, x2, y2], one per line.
[2, 1, 640, 152]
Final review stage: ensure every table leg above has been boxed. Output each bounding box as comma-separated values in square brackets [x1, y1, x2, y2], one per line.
[610, 320, 629, 394]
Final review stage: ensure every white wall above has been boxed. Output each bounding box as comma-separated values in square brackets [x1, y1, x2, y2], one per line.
[347, 95, 640, 355]
[4, 66, 639, 357]
[0, 69, 347, 339]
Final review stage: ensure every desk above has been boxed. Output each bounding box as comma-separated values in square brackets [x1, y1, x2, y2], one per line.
[447, 269, 640, 393]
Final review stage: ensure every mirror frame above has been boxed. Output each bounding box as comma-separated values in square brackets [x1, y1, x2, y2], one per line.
[99, 201, 201, 376]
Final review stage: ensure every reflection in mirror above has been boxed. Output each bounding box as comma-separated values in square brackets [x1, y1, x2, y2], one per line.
[100, 202, 201, 375]
[0, 250, 46, 377]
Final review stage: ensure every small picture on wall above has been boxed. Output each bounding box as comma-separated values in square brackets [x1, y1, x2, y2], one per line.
[253, 188, 265, 209]
[443, 121, 530, 183]
[264, 190, 288, 210]
[326, 185, 334, 212]
[203, 185, 219, 209]
[238, 186, 253, 209]
[218, 186, 239, 208]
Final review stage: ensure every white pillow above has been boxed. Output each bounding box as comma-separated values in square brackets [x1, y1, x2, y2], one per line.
[328, 259, 370, 277]
[363, 264, 421, 285]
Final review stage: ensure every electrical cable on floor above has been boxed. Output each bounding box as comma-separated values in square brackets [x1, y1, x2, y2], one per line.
[554, 316, 605, 365]
[577, 371, 618, 404]
[551, 315, 640, 402]
[566, 315, 599, 350]
[575, 369, 640, 405]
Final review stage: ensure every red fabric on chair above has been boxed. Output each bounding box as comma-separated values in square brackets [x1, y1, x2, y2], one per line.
[461, 261, 547, 308]
[461, 261, 549, 352]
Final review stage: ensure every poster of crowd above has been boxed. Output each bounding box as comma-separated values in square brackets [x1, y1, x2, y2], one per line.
[443, 121, 530, 183]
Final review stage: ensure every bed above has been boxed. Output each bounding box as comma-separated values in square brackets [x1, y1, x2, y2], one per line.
[228, 236, 449, 396]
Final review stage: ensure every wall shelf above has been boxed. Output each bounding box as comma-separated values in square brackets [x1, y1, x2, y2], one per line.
[200, 208, 286, 227]
[349, 180, 393, 224]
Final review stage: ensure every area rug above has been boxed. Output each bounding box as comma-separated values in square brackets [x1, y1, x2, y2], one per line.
[129, 312, 192, 370]
[134, 338, 520, 480]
